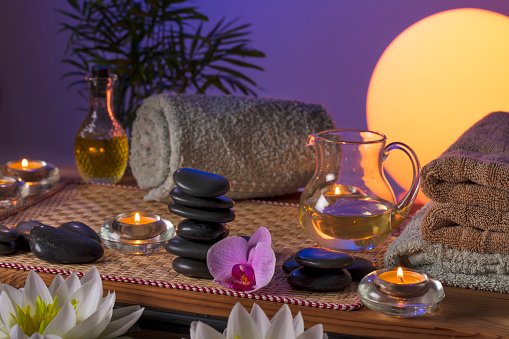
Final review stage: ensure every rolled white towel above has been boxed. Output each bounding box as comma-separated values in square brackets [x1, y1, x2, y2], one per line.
[130, 94, 335, 201]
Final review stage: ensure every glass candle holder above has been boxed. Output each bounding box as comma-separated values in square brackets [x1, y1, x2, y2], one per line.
[1, 159, 60, 195]
[357, 267, 444, 317]
[0, 176, 29, 210]
[100, 212, 174, 254]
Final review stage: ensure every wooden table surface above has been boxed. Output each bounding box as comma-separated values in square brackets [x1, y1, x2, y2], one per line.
[1, 166, 508, 338]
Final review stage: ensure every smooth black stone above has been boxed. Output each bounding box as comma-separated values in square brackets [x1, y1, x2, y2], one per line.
[173, 168, 230, 198]
[347, 256, 377, 281]
[282, 255, 302, 274]
[59, 221, 101, 243]
[168, 202, 235, 223]
[287, 267, 352, 292]
[165, 237, 213, 261]
[241, 236, 251, 241]
[177, 219, 229, 243]
[0, 242, 17, 255]
[295, 247, 355, 270]
[0, 224, 18, 242]
[170, 187, 234, 209]
[30, 225, 104, 264]
[172, 256, 213, 279]
[15, 220, 45, 240]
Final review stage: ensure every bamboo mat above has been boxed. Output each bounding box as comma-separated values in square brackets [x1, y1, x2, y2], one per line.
[0, 182, 397, 311]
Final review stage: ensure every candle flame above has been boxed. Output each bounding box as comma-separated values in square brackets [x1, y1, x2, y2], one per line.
[134, 213, 140, 224]
[335, 186, 340, 195]
[397, 267, 404, 282]
[21, 159, 28, 169]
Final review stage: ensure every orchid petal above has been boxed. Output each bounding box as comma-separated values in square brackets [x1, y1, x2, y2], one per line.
[250, 303, 270, 337]
[79, 267, 100, 286]
[9, 325, 29, 339]
[53, 274, 81, 309]
[47, 275, 64, 297]
[225, 303, 261, 339]
[247, 242, 276, 292]
[63, 292, 114, 339]
[22, 271, 53, 308]
[99, 306, 144, 339]
[0, 291, 17, 330]
[247, 227, 271, 251]
[295, 324, 326, 339]
[266, 304, 295, 339]
[43, 301, 76, 337]
[208, 237, 249, 282]
[70, 276, 103, 322]
[293, 311, 305, 336]
[190, 321, 225, 339]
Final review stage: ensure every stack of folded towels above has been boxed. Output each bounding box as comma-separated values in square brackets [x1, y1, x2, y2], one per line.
[385, 111, 509, 292]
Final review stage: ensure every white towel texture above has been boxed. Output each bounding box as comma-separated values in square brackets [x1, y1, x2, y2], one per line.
[384, 203, 509, 293]
[130, 94, 335, 201]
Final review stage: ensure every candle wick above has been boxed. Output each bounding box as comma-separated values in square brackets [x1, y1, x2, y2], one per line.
[398, 276, 403, 283]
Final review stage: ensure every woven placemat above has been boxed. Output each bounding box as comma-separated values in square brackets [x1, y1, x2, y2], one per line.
[0, 182, 397, 311]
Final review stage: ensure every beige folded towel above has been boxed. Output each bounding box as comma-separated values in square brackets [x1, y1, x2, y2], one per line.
[130, 94, 335, 201]
[420, 111, 509, 210]
[422, 202, 509, 254]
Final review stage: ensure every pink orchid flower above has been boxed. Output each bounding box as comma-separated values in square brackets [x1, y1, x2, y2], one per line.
[207, 227, 276, 293]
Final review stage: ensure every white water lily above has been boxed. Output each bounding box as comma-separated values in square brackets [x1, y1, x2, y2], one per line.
[0, 267, 143, 339]
[190, 302, 327, 339]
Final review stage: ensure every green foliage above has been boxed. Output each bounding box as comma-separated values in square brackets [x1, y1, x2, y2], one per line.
[57, 0, 265, 130]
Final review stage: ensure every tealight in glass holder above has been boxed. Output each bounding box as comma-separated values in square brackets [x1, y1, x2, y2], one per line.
[0, 176, 29, 210]
[99, 212, 174, 254]
[1, 159, 60, 195]
[357, 267, 444, 317]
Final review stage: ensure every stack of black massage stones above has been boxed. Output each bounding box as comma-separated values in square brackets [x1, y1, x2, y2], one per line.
[284, 247, 376, 291]
[166, 168, 235, 278]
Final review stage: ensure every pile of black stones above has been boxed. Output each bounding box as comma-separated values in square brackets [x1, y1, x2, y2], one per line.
[166, 168, 235, 279]
[0, 221, 103, 264]
[284, 247, 376, 292]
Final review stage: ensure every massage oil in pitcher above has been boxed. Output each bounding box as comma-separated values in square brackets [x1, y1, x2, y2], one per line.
[74, 66, 128, 184]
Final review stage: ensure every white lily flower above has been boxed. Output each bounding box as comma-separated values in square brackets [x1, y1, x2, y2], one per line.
[0, 267, 143, 339]
[190, 303, 328, 339]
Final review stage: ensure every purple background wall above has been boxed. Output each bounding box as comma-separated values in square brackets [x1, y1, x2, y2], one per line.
[1, 1, 509, 183]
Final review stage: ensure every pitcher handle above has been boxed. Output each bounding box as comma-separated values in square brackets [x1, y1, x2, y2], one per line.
[383, 142, 420, 229]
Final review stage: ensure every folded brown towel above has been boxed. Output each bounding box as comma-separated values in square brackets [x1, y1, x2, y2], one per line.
[422, 202, 509, 254]
[420, 111, 509, 210]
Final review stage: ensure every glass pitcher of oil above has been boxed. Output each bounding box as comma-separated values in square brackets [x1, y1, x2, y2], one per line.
[299, 129, 420, 251]
[74, 66, 128, 184]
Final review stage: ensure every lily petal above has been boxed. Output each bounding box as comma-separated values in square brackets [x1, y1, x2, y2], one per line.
[63, 292, 115, 339]
[190, 321, 225, 339]
[247, 227, 271, 251]
[43, 301, 76, 337]
[265, 304, 295, 339]
[296, 324, 326, 339]
[247, 242, 276, 292]
[225, 303, 261, 339]
[250, 303, 270, 337]
[53, 274, 81, 309]
[293, 311, 304, 336]
[70, 276, 103, 322]
[1, 285, 22, 309]
[208, 237, 249, 282]
[22, 270, 53, 309]
[99, 306, 144, 339]
[0, 292, 17, 330]
[47, 275, 64, 297]
[79, 267, 100, 286]
[8, 325, 29, 339]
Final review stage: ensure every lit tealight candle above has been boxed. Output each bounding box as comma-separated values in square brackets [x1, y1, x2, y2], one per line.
[8, 159, 44, 171]
[112, 212, 165, 240]
[118, 212, 157, 225]
[379, 267, 426, 284]
[4, 159, 49, 182]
